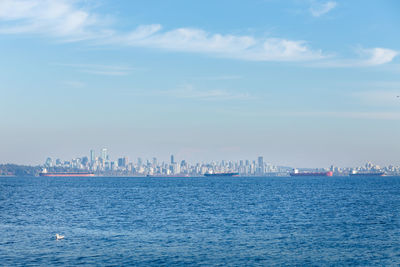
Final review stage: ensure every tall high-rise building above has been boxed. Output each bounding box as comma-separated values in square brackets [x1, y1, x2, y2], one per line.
[81, 156, 89, 166]
[118, 157, 128, 167]
[257, 156, 264, 175]
[101, 148, 108, 161]
[45, 157, 53, 167]
[258, 156, 263, 168]
[172, 163, 180, 174]
[171, 154, 175, 164]
[90, 150, 95, 164]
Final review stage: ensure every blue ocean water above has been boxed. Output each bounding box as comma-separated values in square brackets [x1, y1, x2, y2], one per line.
[1, 176, 400, 266]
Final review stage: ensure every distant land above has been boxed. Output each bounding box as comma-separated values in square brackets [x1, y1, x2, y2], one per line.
[0, 164, 41, 177]
[0, 153, 398, 177]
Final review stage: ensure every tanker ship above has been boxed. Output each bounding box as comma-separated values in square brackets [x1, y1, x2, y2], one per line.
[290, 169, 333, 177]
[147, 174, 191, 178]
[39, 168, 95, 177]
[204, 172, 239, 177]
[349, 170, 385, 177]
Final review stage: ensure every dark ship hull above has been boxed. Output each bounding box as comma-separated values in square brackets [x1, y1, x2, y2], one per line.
[290, 171, 333, 177]
[39, 172, 95, 177]
[349, 172, 384, 177]
[204, 172, 239, 177]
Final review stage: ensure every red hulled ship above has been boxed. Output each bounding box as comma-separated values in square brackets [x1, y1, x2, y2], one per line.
[39, 168, 95, 177]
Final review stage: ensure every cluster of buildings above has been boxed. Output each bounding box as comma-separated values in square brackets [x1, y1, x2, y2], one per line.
[43, 149, 400, 176]
[44, 149, 287, 176]
[329, 162, 400, 176]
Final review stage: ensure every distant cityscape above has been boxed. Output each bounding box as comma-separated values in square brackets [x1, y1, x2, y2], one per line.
[1, 148, 399, 177]
[25, 148, 400, 177]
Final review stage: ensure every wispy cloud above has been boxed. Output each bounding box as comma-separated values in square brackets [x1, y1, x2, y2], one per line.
[0, 0, 324, 62]
[362, 48, 399, 66]
[80, 69, 129, 76]
[311, 47, 399, 67]
[161, 84, 250, 101]
[354, 90, 400, 107]
[310, 1, 337, 17]
[285, 111, 400, 120]
[0, 0, 109, 40]
[63, 80, 85, 88]
[112, 25, 325, 62]
[193, 75, 243, 81]
[54, 63, 135, 76]
[358, 81, 400, 89]
[0, 1, 397, 67]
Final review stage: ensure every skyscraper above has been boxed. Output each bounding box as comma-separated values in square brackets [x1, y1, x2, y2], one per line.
[118, 157, 127, 167]
[257, 156, 264, 175]
[101, 148, 108, 161]
[171, 154, 174, 164]
[90, 149, 95, 164]
[258, 156, 263, 167]
[45, 157, 53, 167]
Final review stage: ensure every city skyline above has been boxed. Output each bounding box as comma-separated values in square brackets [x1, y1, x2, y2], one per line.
[40, 147, 397, 173]
[23, 146, 397, 178]
[1, 1, 400, 166]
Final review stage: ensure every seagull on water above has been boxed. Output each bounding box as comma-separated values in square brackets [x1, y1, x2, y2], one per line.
[55, 234, 65, 240]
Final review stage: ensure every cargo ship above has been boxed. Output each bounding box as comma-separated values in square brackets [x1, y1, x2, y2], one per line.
[39, 169, 95, 177]
[204, 172, 239, 177]
[290, 169, 333, 177]
[147, 174, 191, 178]
[349, 171, 385, 177]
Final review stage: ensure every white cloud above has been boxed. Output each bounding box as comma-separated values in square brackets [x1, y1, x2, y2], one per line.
[363, 48, 398, 66]
[126, 24, 162, 40]
[0, 1, 396, 67]
[310, 1, 337, 17]
[0, 0, 106, 40]
[0, 1, 325, 62]
[311, 47, 399, 67]
[115, 25, 324, 62]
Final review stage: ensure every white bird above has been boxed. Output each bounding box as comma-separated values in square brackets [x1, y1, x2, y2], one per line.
[55, 234, 65, 240]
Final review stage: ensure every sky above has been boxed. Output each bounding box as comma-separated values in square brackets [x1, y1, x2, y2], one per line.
[1, 0, 400, 167]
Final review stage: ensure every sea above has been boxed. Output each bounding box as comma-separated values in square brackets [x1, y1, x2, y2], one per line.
[1, 176, 400, 266]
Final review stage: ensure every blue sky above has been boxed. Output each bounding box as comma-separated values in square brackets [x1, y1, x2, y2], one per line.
[1, 0, 400, 167]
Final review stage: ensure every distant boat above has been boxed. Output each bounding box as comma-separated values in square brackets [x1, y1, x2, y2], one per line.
[39, 168, 95, 177]
[349, 171, 385, 177]
[290, 170, 333, 177]
[204, 172, 239, 177]
[146, 174, 191, 178]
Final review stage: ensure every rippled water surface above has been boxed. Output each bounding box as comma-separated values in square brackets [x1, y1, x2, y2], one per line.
[1, 176, 400, 266]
